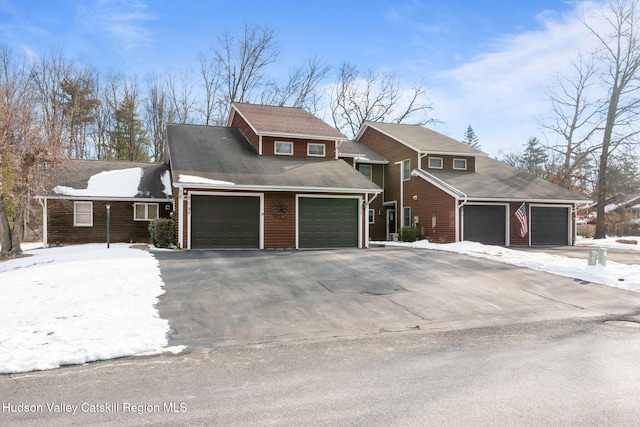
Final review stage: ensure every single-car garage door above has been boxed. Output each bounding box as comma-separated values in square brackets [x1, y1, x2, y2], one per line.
[463, 205, 506, 245]
[298, 197, 359, 248]
[530, 206, 569, 245]
[191, 195, 260, 249]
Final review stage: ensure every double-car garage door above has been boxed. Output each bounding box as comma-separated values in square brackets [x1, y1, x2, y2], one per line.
[190, 195, 359, 249]
[463, 204, 570, 246]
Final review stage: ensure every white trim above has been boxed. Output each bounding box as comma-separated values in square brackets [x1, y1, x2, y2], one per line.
[37, 196, 172, 203]
[274, 141, 294, 155]
[73, 201, 93, 227]
[307, 142, 326, 157]
[428, 157, 443, 169]
[295, 194, 363, 249]
[402, 159, 411, 181]
[187, 191, 264, 250]
[134, 202, 159, 221]
[173, 182, 382, 195]
[178, 190, 185, 249]
[368, 209, 375, 225]
[453, 158, 467, 170]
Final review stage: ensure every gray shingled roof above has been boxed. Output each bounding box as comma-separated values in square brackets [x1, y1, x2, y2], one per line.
[337, 140, 388, 164]
[166, 124, 381, 192]
[231, 102, 346, 139]
[361, 121, 486, 155]
[421, 156, 589, 202]
[39, 159, 171, 199]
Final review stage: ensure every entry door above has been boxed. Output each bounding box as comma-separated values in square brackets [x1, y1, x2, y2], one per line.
[387, 209, 396, 240]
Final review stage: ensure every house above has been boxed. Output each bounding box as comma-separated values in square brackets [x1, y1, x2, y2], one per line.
[36, 160, 173, 245]
[353, 121, 590, 246]
[165, 102, 382, 249]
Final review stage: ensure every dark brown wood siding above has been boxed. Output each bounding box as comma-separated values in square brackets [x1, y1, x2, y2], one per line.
[404, 177, 457, 243]
[264, 192, 296, 248]
[47, 199, 171, 245]
[231, 112, 260, 153]
[262, 136, 336, 158]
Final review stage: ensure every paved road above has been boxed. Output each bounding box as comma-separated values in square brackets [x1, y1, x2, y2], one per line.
[3, 316, 640, 426]
[154, 247, 640, 349]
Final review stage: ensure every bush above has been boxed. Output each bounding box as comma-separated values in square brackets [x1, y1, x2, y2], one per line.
[149, 218, 176, 248]
[399, 226, 422, 242]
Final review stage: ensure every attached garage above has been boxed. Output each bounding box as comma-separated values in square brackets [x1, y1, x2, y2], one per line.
[530, 206, 570, 245]
[190, 195, 261, 249]
[463, 204, 507, 245]
[298, 197, 360, 248]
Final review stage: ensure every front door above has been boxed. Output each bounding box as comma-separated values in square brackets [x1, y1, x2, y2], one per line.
[386, 209, 396, 241]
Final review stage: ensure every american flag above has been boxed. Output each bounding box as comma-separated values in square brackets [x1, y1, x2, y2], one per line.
[515, 203, 528, 237]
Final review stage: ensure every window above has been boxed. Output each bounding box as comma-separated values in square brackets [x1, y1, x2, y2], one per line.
[275, 141, 293, 155]
[368, 209, 375, 224]
[74, 201, 93, 227]
[307, 143, 326, 157]
[359, 164, 373, 180]
[134, 203, 159, 221]
[453, 158, 467, 170]
[403, 207, 411, 228]
[402, 159, 410, 181]
[428, 157, 443, 169]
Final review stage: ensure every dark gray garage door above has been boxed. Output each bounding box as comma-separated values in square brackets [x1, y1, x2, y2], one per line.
[531, 206, 569, 245]
[298, 197, 358, 248]
[463, 205, 506, 245]
[191, 195, 260, 249]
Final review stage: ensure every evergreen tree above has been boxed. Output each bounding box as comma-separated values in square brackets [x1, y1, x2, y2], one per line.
[521, 137, 549, 178]
[108, 94, 150, 161]
[462, 125, 481, 149]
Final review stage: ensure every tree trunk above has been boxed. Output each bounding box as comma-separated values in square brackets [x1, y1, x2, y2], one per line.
[0, 193, 12, 256]
[9, 207, 23, 256]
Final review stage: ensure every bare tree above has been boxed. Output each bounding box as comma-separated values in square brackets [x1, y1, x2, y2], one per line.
[329, 63, 434, 138]
[542, 54, 603, 190]
[213, 22, 280, 119]
[166, 67, 197, 124]
[195, 52, 224, 125]
[0, 47, 67, 256]
[584, 0, 640, 238]
[261, 56, 331, 114]
[145, 74, 175, 162]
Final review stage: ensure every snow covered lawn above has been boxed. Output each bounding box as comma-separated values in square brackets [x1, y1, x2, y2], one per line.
[380, 237, 640, 292]
[0, 244, 179, 374]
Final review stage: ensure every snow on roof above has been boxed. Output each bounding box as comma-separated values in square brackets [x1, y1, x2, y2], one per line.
[161, 169, 172, 196]
[178, 174, 235, 186]
[53, 167, 144, 198]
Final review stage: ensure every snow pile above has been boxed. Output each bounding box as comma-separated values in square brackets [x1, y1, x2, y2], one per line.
[54, 168, 143, 197]
[178, 174, 235, 185]
[380, 239, 640, 292]
[0, 244, 177, 374]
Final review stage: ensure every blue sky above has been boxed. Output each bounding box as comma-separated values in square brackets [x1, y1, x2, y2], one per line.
[0, 0, 604, 155]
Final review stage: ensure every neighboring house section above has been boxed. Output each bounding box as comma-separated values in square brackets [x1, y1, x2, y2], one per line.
[36, 160, 173, 246]
[355, 121, 590, 246]
[166, 104, 382, 250]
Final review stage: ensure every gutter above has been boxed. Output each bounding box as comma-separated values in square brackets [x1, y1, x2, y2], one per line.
[172, 182, 383, 195]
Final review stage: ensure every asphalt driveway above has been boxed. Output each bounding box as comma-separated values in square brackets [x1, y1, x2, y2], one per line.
[154, 247, 640, 348]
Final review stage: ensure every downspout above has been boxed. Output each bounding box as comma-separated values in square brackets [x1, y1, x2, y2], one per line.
[178, 188, 184, 249]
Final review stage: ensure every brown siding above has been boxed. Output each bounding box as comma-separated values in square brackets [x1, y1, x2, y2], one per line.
[262, 136, 336, 158]
[47, 199, 171, 245]
[264, 192, 296, 248]
[404, 178, 457, 243]
[231, 112, 260, 153]
[367, 164, 386, 241]
[358, 127, 420, 235]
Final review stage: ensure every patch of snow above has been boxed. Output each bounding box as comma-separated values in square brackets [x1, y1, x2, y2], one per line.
[53, 168, 143, 197]
[376, 239, 640, 292]
[178, 174, 235, 186]
[576, 236, 640, 251]
[0, 244, 171, 374]
[161, 169, 172, 196]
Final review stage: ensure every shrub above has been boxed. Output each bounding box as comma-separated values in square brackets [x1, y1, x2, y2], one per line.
[149, 218, 176, 248]
[399, 226, 422, 242]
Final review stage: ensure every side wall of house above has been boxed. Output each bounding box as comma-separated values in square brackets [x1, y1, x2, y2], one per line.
[230, 112, 260, 153]
[262, 136, 336, 158]
[404, 178, 457, 243]
[47, 199, 171, 245]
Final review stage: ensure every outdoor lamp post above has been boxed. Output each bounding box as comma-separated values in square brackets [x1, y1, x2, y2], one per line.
[106, 203, 111, 249]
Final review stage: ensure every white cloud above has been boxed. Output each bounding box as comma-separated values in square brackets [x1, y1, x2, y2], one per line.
[427, 1, 608, 155]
